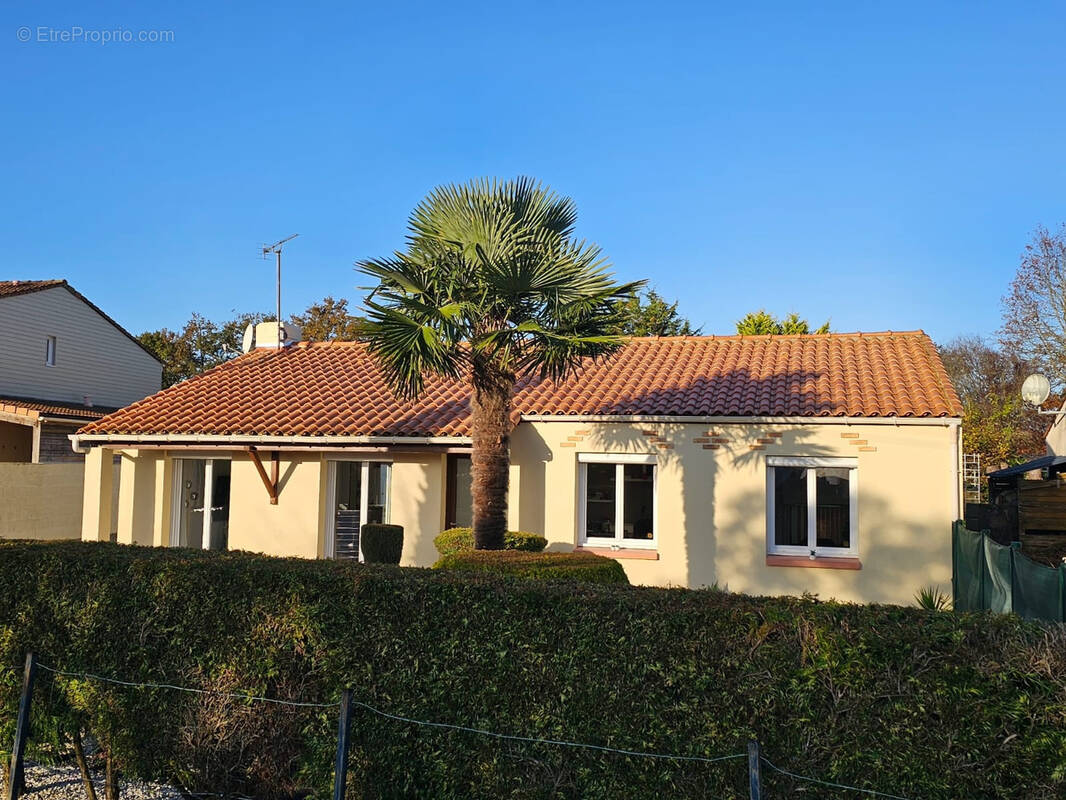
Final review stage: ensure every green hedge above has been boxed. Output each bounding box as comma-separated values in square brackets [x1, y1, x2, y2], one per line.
[433, 527, 547, 557]
[360, 523, 403, 564]
[433, 549, 629, 585]
[1, 542, 1065, 799]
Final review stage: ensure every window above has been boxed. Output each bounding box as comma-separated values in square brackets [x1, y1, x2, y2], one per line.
[445, 454, 473, 529]
[578, 454, 656, 548]
[325, 460, 391, 560]
[45, 336, 56, 366]
[171, 458, 231, 550]
[766, 457, 857, 557]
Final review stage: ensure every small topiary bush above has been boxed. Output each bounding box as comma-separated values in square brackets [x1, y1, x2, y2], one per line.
[433, 549, 629, 585]
[361, 523, 403, 564]
[433, 527, 547, 557]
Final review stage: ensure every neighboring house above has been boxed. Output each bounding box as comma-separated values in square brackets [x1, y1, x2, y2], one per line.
[985, 407, 1066, 539]
[0, 279, 162, 539]
[74, 328, 962, 605]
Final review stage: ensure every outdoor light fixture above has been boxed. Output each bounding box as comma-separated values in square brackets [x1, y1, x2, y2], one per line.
[1020, 372, 1066, 422]
[1022, 373, 1052, 408]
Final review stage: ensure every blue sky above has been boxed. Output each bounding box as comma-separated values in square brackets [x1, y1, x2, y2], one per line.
[3, 1, 1065, 343]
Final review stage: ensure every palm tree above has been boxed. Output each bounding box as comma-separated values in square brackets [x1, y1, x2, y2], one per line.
[358, 177, 642, 549]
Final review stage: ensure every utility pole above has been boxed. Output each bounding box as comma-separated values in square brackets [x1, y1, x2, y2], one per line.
[261, 234, 299, 349]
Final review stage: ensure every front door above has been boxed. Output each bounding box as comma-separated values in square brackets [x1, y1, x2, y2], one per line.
[173, 458, 231, 550]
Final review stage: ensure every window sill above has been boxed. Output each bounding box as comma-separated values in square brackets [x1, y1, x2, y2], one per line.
[576, 546, 659, 561]
[765, 554, 861, 570]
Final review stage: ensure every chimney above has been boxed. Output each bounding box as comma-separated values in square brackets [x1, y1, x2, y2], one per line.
[244, 321, 302, 352]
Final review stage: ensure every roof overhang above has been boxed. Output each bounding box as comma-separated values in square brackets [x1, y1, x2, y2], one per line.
[69, 432, 472, 454]
[3, 410, 108, 428]
[989, 454, 1066, 479]
[70, 414, 960, 453]
[518, 414, 961, 426]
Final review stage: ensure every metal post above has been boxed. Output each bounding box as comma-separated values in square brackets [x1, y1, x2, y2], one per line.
[747, 739, 762, 800]
[6, 653, 37, 800]
[1009, 541, 1021, 616]
[332, 689, 353, 800]
[1059, 561, 1066, 624]
[275, 248, 282, 350]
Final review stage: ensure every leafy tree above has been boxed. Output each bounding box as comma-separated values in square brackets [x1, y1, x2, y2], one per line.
[735, 310, 830, 335]
[614, 290, 700, 336]
[938, 335, 1050, 468]
[1000, 223, 1066, 385]
[138, 328, 195, 388]
[358, 177, 640, 549]
[139, 311, 269, 387]
[289, 296, 366, 341]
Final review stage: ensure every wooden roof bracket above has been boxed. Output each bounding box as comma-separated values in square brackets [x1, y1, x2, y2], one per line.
[248, 447, 279, 505]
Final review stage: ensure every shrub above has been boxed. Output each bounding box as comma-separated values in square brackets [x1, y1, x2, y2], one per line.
[0, 541, 1064, 799]
[360, 523, 403, 564]
[432, 527, 547, 556]
[914, 584, 951, 611]
[433, 549, 629, 585]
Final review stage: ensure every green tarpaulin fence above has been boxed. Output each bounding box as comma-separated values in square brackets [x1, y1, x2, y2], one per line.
[952, 521, 1066, 623]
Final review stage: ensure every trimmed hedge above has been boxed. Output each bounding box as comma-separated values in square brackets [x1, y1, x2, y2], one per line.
[360, 523, 403, 564]
[433, 527, 547, 557]
[0, 541, 1065, 800]
[433, 549, 629, 585]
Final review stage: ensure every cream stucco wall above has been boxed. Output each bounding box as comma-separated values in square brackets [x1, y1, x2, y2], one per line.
[226, 453, 326, 559]
[0, 462, 84, 540]
[391, 453, 446, 566]
[84, 418, 959, 606]
[94, 451, 447, 564]
[1044, 404, 1066, 456]
[115, 450, 171, 546]
[513, 419, 959, 604]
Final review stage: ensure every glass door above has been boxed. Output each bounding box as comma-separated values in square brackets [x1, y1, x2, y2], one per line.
[333, 461, 363, 560]
[207, 460, 231, 550]
[173, 458, 231, 550]
[328, 461, 391, 560]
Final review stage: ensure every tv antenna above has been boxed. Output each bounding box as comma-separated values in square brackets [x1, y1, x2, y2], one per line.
[261, 234, 299, 350]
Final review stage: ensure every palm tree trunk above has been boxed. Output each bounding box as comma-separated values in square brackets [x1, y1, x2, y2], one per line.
[470, 357, 514, 549]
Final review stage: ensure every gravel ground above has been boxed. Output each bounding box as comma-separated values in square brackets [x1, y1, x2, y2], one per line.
[6, 762, 184, 800]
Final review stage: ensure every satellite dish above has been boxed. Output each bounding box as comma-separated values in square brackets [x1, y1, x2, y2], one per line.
[241, 323, 255, 354]
[1021, 373, 1051, 407]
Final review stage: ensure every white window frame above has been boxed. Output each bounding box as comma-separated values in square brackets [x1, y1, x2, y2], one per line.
[170, 457, 231, 549]
[766, 456, 858, 558]
[45, 336, 56, 367]
[324, 459, 392, 561]
[577, 453, 657, 550]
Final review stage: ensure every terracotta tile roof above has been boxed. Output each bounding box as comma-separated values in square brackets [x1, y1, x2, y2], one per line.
[0, 280, 67, 299]
[0, 395, 116, 422]
[77, 332, 961, 439]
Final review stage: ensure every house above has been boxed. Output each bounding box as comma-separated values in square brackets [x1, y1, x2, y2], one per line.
[984, 408, 1066, 541]
[0, 279, 162, 539]
[73, 327, 962, 605]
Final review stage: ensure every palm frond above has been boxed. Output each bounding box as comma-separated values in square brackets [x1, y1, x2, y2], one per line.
[361, 300, 466, 399]
[358, 176, 640, 398]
